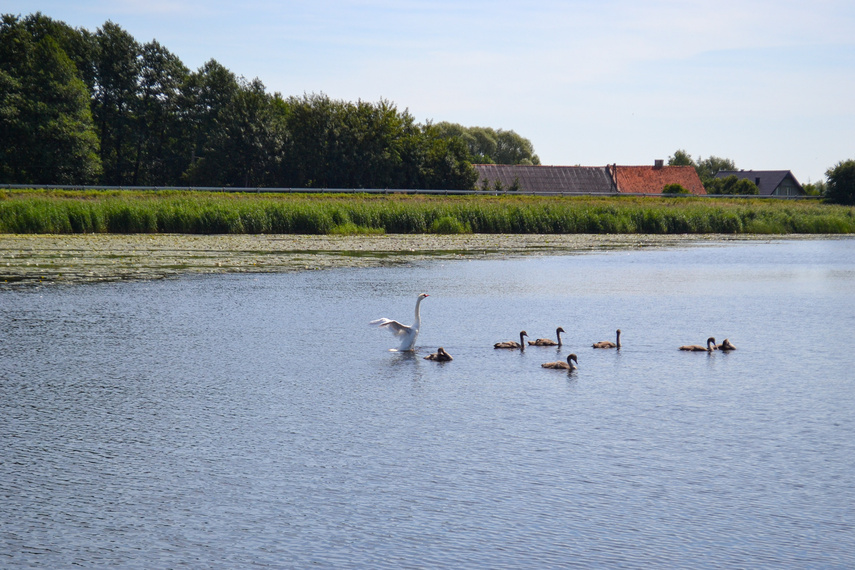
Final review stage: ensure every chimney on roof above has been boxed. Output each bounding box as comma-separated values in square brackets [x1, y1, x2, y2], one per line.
[654, 159, 664, 168]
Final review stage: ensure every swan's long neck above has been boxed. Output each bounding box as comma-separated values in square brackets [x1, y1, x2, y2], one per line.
[707, 337, 715, 351]
[616, 329, 621, 348]
[556, 328, 563, 346]
[413, 296, 424, 329]
[519, 331, 526, 348]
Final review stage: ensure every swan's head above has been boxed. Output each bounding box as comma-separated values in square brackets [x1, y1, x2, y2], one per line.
[520, 331, 528, 338]
[568, 353, 578, 364]
[616, 329, 621, 335]
[707, 337, 716, 348]
[418, 293, 429, 300]
[556, 327, 565, 334]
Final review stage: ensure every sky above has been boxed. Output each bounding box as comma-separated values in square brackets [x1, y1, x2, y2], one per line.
[6, 0, 855, 183]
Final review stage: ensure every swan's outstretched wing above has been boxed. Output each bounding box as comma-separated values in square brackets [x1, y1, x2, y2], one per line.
[370, 318, 412, 336]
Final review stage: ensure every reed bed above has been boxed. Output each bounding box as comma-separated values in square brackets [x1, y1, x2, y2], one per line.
[1, 189, 853, 235]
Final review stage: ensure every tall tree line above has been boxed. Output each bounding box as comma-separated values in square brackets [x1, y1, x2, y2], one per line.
[2, 13, 532, 189]
[433, 122, 541, 166]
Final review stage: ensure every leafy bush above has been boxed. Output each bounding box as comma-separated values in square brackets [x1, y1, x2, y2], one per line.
[706, 175, 758, 195]
[662, 184, 690, 195]
[328, 222, 385, 235]
[429, 215, 471, 234]
[825, 159, 855, 205]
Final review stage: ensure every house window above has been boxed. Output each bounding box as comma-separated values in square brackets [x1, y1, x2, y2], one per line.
[777, 183, 795, 196]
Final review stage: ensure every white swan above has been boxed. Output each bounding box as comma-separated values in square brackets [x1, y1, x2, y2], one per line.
[370, 293, 429, 352]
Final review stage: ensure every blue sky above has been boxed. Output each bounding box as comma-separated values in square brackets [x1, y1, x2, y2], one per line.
[6, 0, 854, 183]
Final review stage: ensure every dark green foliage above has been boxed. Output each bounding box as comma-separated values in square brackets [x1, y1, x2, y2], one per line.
[185, 78, 282, 188]
[668, 149, 694, 167]
[0, 13, 484, 190]
[270, 94, 476, 190]
[433, 122, 540, 165]
[697, 156, 736, 183]
[669, 149, 737, 186]
[705, 175, 759, 195]
[802, 180, 826, 197]
[92, 21, 141, 185]
[132, 40, 190, 185]
[180, 59, 240, 180]
[825, 159, 855, 205]
[0, 14, 101, 184]
[418, 128, 478, 190]
[662, 183, 689, 195]
[430, 215, 471, 234]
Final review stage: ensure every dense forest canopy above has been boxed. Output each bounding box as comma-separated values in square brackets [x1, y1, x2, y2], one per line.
[0, 13, 539, 189]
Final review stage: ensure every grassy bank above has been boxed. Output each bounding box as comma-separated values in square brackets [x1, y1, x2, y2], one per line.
[1, 189, 853, 234]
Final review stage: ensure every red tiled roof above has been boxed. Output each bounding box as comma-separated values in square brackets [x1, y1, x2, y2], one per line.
[612, 165, 706, 195]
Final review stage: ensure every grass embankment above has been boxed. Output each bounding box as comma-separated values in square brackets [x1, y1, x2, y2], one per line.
[1, 189, 853, 234]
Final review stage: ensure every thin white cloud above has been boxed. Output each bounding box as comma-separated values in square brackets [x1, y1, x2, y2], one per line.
[4, 0, 853, 180]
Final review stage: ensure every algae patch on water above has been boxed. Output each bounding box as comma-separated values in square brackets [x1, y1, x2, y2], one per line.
[0, 233, 830, 286]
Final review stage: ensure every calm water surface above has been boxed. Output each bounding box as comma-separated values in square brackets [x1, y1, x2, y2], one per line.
[1, 238, 854, 568]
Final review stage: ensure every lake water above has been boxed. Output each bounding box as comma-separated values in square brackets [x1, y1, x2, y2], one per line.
[1, 238, 854, 568]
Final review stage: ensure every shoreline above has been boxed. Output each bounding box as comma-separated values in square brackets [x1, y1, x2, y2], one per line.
[0, 233, 846, 286]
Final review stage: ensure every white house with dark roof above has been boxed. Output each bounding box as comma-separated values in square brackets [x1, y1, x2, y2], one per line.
[714, 170, 805, 197]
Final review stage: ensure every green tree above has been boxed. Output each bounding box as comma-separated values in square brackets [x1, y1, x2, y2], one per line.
[468, 127, 499, 163]
[417, 124, 478, 190]
[92, 21, 141, 185]
[668, 149, 696, 167]
[705, 175, 758, 195]
[697, 155, 736, 183]
[280, 93, 475, 190]
[181, 59, 240, 177]
[185, 78, 283, 187]
[662, 183, 690, 195]
[670, 149, 738, 188]
[131, 39, 189, 185]
[802, 180, 826, 196]
[0, 14, 100, 184]
[337, 98, 415, 189]
[494, 129, 540, 165]
[22, 12, 97, 92]
[280, 92, 339, 188]
[732, 178, 758, 195]
[434, 122, 539, 165]
[825, 159, 855, 205]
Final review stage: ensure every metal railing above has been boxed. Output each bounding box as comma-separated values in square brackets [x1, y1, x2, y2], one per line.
[0, 183, 822, 199]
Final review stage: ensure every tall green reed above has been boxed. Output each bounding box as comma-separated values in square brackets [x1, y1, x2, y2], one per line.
[1, 190, 853, 235]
